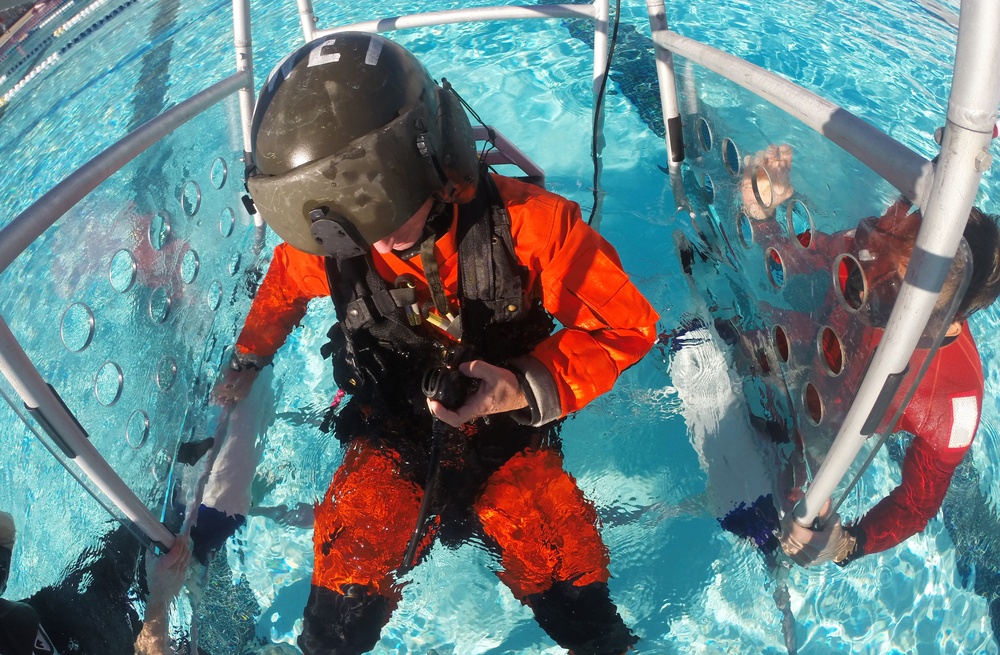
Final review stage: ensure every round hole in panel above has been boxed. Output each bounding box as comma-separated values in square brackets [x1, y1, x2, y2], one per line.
[210, 157, 228, 190]
[151, 447, 171, 482]
[95, 361, 124, 406]
[208, 281, 223, 311]
[804, 382, 823, 425]
[752, 165, 773, 209]
[180, 180, 202, 217]
[787, 200, 814, 248]
[835, 254, 866, 311]
[722, 137, 741, 176]
[108, 249, 137, 293]
[156, 356, 177, 391]
[737, 211, 754, 248]
[228, 251, 241, 277]
[697, 117, 713, 152]
[220, 206, 235, 238]
[149, 288, 170, 323]
[126, 409, 149, 449]
[60, 302, 95, 352]
[181, 249, 200, 284]
[704, 173, 715, 204]
[773, 325, 790, 363]
[766, 247, 785, 289]
[149, 212, 171, 251]
[819, 327, 845, 376]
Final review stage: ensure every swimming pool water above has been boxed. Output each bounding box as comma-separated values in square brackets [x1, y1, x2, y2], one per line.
[1, 0, 999, 652]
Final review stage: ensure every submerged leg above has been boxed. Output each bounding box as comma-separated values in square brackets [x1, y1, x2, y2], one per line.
[475, 447, 637, 655]
[299, 440, 428, 655]
[526, 580, 637, 655]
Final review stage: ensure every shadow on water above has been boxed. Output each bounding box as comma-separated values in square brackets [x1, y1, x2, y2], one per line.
[21, 524, 142, 655]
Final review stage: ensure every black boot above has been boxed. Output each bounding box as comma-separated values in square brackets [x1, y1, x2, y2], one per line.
[298, 584, 392, 655]
[526, 580, 638, 655]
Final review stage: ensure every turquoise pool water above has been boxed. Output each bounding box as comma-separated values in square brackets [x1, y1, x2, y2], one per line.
[1, 0, 999, 653]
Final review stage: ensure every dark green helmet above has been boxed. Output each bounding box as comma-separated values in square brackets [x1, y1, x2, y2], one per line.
[247, 32, 480, 257]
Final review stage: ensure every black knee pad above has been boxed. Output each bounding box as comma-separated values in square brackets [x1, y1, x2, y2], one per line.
[526, 580, 638, 655]
[298, 584, 391, 655]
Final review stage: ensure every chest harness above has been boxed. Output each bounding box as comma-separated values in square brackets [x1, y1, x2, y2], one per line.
[321, 174, 551, 408]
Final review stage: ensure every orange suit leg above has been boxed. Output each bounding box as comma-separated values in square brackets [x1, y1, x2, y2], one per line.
[311, 439, 430, 600]
[473, 447, 610, 599]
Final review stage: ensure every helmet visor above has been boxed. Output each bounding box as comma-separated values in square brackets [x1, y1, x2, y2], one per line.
[248, 101, 443, 256]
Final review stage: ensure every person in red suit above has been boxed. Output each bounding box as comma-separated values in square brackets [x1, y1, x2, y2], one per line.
[743, 145, 1000, 566]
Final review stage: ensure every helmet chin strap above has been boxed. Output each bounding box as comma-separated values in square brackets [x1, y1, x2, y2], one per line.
[396, 201, 449, 261]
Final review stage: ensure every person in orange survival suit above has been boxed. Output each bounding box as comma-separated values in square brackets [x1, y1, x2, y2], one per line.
[740, 145, 1000, 567]
[211, 33, 658, 655]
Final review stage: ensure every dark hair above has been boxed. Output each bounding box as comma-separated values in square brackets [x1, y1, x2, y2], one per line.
[957, 207, 1000, 320]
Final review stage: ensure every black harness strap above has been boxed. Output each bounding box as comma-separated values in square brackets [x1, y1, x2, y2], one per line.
[420, 232, 450, 316]
[457, 174, 527, 344]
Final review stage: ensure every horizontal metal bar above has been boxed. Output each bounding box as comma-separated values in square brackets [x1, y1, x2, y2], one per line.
[652, 29, 934, 208]
[0, 70, 251, 275]
[473, 125, 545, 183]
[315, 4, 597, 36]
[0, 314, 175, 549]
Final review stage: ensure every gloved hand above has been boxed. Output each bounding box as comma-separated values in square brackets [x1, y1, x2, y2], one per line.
[427, 360, 528, 428]
[779, 501, 858, 567]
[210, 349, 271, 406]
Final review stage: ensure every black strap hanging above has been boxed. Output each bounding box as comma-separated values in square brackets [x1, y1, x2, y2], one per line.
[420, 232, 451, 317]
[456, 173, 527, 345]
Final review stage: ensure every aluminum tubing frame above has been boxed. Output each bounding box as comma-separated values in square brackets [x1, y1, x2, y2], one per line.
[795, 0, 1000, 527]
[651, 29, 934, 207]
[0, 69, 251, 549]
[312, 3, 610, 114]
[645, 0, 683, 171]
[297, 0, 317, 41]
[0, 316, 175, 550]
[314, 4, 600, 37]
[0, 71, 250, 274]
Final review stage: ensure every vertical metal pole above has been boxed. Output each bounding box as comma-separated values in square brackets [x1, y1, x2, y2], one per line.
[0, 316, 175, 550]
[795, 0, 1000, 527]
[592, 0, 609, 96]
[646, 0, 684, 171]
[233, 0, 263, 227]
[590, 0, 610, 226]
[297, 0, 317, 42]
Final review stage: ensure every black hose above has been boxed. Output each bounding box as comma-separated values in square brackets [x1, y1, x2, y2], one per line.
[587, 0, 623, 227]
[401, 418, 447, 571]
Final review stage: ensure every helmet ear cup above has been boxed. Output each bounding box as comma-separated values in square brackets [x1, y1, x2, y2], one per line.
[435, 86, 480, 204]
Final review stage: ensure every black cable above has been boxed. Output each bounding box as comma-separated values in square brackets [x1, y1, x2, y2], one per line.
[441, 77, 499, 170]
[401, 418, 447, 571]
[588, 0, 623, 226]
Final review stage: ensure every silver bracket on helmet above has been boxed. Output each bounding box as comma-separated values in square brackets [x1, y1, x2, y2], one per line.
[309, 208, 368, 259]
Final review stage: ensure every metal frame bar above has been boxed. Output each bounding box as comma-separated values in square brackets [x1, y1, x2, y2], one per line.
[473, 124, 545, 184]
[795, 0, 1000, 526]
[650, 29, 935, 207]
[0, 70, 249, 274]
[313, 4, 599, 37]
[311, 3, 610, 120]
[307, 1, 611, 216]
[0, 51, 252, 549]
[645, 0, 683, 171]
[0, 317, 175, 549]
[233, 0, 255, 161]
[296, 0, 317, 41]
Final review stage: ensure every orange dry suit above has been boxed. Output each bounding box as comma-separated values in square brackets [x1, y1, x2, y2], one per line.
[235, 174, 658, 655]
